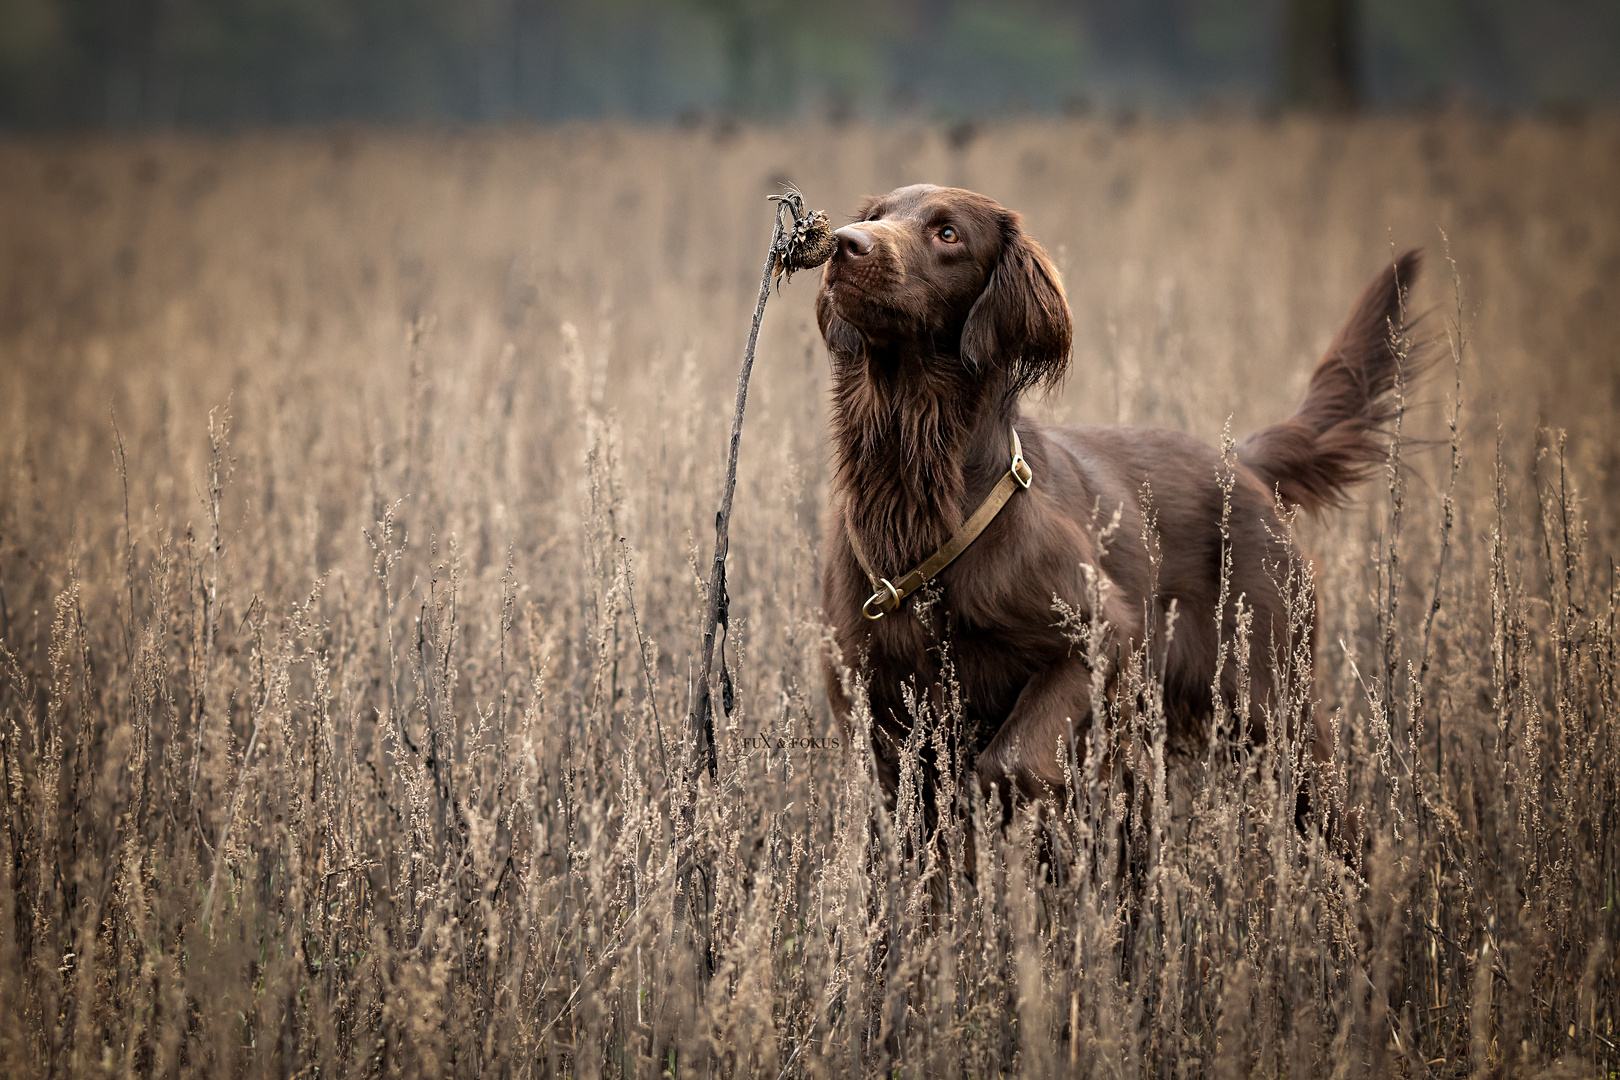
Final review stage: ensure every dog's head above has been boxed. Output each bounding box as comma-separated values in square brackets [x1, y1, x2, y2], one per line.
[816, 184, 1072, 393]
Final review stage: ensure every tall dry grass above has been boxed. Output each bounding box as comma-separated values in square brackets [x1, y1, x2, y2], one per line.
[0, 116, 1616, 1078]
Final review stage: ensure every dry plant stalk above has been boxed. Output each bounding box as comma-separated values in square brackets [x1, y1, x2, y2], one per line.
[688, 186, 833, 780]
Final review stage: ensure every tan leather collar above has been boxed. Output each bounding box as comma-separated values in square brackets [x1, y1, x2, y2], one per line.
[847, 427, 1032, 620]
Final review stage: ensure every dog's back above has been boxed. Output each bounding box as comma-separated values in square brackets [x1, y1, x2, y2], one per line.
[1033, 250, 1425, 748]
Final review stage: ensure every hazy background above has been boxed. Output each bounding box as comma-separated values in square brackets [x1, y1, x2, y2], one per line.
[1, 0, 1617, 129]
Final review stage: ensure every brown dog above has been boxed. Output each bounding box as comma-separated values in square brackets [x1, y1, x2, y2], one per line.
[817, 183, 1420, 813]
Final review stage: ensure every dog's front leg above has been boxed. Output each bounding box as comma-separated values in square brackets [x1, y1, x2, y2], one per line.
[973, 656, 1100, 810]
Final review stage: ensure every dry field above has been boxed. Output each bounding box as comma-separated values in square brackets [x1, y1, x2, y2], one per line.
[0, 115, 1617, 1078]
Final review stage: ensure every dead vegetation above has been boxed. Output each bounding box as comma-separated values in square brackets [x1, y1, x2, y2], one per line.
[0, 116, 1616, 1077]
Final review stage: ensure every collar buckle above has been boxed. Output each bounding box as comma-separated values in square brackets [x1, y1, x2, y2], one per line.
[849, 426, 1033, 620]
[862, 579, 900, 621]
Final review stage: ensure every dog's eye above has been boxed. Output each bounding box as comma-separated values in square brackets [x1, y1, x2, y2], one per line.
[939, 226, 959, 244]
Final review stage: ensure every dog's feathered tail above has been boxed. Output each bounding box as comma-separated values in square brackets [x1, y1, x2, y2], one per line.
[1239, 249, 1427, 514]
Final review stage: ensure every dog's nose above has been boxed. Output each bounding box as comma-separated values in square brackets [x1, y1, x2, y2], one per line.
[834, 225, 874, 258]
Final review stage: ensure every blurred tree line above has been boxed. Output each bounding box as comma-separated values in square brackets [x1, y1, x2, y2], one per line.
[0, 0, 1614, 128]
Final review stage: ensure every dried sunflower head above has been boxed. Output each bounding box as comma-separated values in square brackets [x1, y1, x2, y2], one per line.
[769, 185, 836, 287]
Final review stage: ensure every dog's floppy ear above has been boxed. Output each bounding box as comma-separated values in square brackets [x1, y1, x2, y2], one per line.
[961, 213, 1072, 393]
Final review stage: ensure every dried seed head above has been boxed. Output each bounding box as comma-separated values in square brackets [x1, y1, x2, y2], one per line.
[779, 209, 835, 276]
[769, 185, 835, 287]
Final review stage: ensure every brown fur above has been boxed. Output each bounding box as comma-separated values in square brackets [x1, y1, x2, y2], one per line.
[1239, 250, 1425, 512]
[816, 183, 1422, 812]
